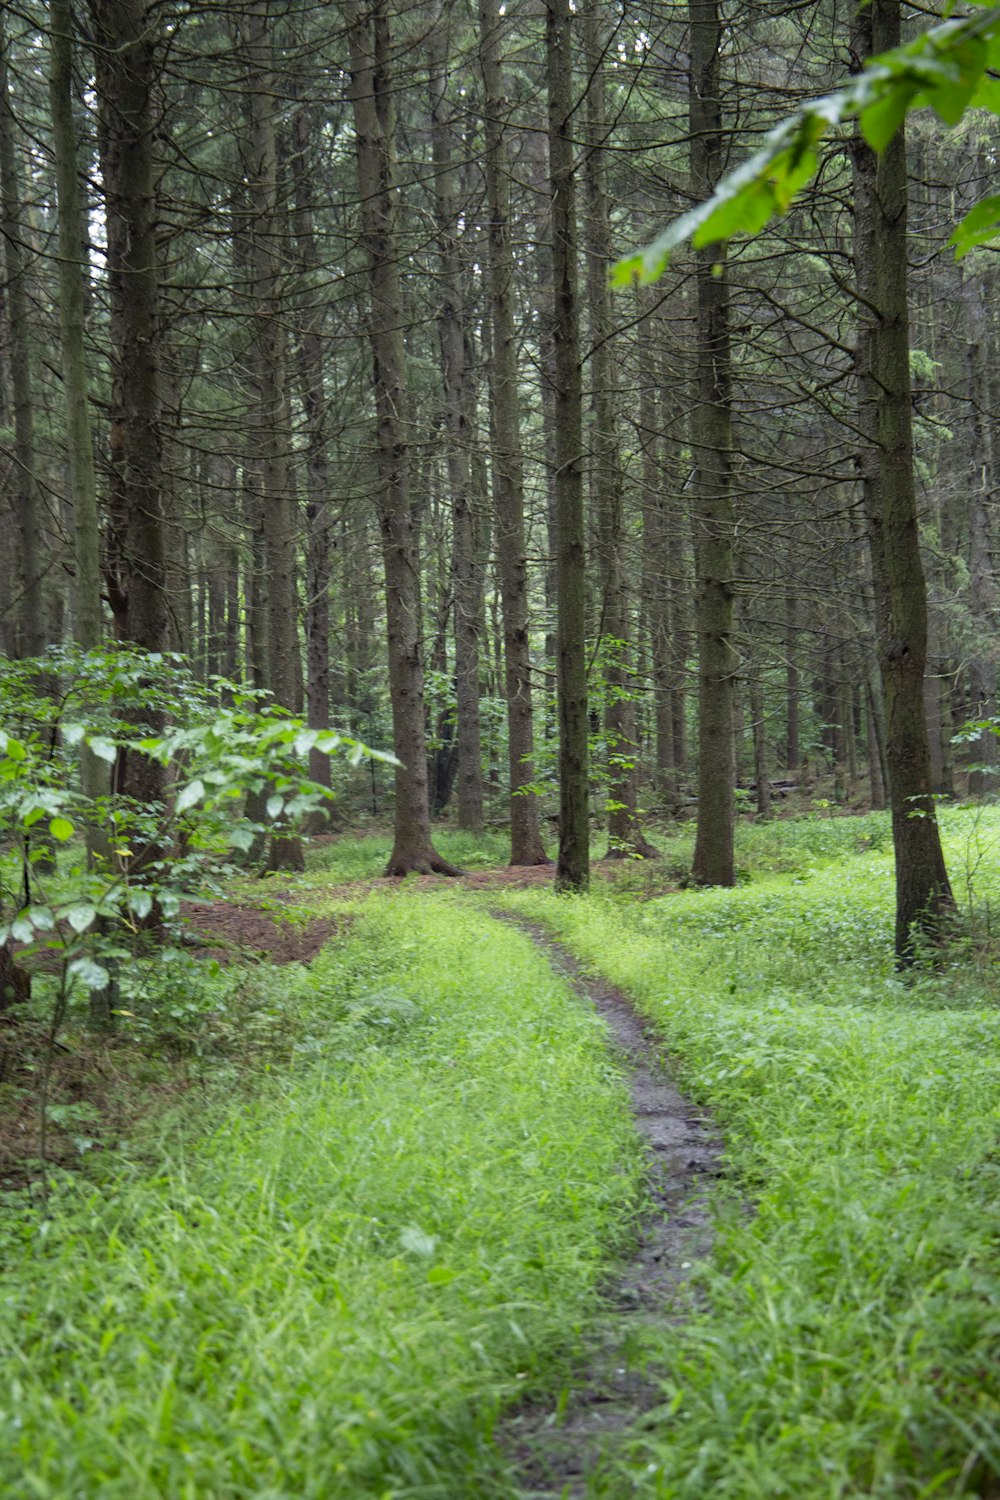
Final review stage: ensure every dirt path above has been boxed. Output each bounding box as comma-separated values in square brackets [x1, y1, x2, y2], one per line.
[491, 914, 724, 1499]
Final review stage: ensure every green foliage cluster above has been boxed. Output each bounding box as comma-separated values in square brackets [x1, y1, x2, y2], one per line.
[0, 898, 642, 1497]
[0, 647, 387, 1007]
[615, 2, 1000, 284]
[493, 805, 1000, 1497]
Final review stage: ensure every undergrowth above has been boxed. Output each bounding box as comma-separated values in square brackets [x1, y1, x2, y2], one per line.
[490, 803, 1000, 1499]
[0, 897, 642, 1498]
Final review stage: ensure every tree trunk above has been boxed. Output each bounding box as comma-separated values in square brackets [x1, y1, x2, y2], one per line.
[478, 0, 548, 865]
[585, 1, 656, 861]
[749, 670, 771, 820]
[0, 22, 45, 657]
[91, 0, 167, 826]
[547, 0, 589, 892]
[290, 100, 335, 824]
[429, 1, 484, 833]
[689, 0, 736, 888]
[48, 0, 110, 867]
[963, 267, 999, 797]
[851, 0, 955, 961]
[346, 0, 458, 877]
[246, 4, 303, 872]
[784, 585, 800, 771]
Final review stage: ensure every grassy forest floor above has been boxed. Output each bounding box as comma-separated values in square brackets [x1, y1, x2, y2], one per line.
[2, 805, 1000, 1497]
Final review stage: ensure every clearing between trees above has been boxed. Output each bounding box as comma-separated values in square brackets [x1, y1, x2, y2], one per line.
[2, 808, 1000, 1498]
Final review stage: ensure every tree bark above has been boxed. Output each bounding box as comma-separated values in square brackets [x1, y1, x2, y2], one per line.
[346, 0, 458, 877]
[689, 0, 736, 888]
[49, 0, 110, 863]
[91, 0, 167, 831]
[290, 100, 335, 824]
[547, 0, 589, 892]
[478, 0, 548, 865]
[429, 0, 484, 834]
[0, 21, 45, 657]
[246, 3, 303, 872]
[963, 266, 999, 797]
[584, 1, 656, 861]
[851, 0, 955, 960]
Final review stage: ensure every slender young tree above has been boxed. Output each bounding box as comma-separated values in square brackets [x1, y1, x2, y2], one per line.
[547, 0, 589, 892]
[583, 0, 656, 860]
[428, 0, 484, 833]
[290, 98, 334, 819]
[689, 0, 737, 887]
[478, 0, 549, 866]
[245, 2, 303, 871]
[0, 18, 45, 658]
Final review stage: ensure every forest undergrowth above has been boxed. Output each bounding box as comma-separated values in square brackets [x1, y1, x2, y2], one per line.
[2, 806, 1000, 1497]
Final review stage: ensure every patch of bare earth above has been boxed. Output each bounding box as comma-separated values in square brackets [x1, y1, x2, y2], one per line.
[180, 897, 341, 965]
[490, 914, 726, 1499]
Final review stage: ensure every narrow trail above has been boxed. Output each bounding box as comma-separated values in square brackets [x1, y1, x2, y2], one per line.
[490, 914, 725, 1499]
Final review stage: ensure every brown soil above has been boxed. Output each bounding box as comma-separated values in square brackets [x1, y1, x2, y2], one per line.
[179, 897, 340, 966]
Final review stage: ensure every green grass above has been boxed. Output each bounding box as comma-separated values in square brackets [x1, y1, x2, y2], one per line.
[489, 803, 1000, 1498]
[8, 803, 1000, 1498]
[0, 896, 642, 1498]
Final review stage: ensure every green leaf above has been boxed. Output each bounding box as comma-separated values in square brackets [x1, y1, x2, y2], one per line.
[970, 72, 1000, 109]
[11, 916, 34, 943]
[67, 957, 110, 991]
[921, 38, 987, 122]
[27, 906, 54, 931]
[399, 1225, 438, 1258]
[88, 736, 117, 765]
[266, 795, 284, 820]
[4, 737, 26, 762]
[62, 722, 86, 748]
[130, 889, 153, 921]
[49, 815, 75, 843]
[65, 903, 97, 935]
[175, 778, 206, 815]
[860, 81, 919, 150]
[613, 5, 1000, 286]
[948, 193, 1000, 258]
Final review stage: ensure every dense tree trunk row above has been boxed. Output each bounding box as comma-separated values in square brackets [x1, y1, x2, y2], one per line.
[0, 0, 997, 945]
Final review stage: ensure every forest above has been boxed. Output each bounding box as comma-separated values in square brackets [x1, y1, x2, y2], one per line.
[1, 0, 1000, 1495]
